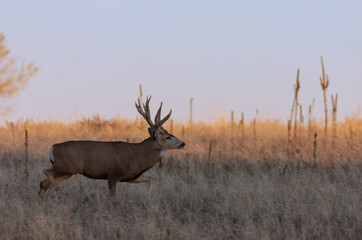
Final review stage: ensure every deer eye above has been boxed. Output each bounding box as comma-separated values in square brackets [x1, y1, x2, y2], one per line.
[166, 136, 171, 140]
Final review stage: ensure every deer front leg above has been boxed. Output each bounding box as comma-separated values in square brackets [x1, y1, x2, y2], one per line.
[128, 175, 154, 199]
[43, 169, 67, 202]
[39, 174, 71, 200]
[107, 174, 119, 203]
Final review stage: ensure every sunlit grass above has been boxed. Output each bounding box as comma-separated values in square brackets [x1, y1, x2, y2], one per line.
[0, 116, 361, 239]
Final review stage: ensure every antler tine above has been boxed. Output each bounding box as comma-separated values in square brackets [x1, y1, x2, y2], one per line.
[135, 96, 155, 128]
[155, 109, 172, 129]
[154, 102, 163, 124]
[143, 96, 153, 123]
[143, 96, 151, 108]
[135, 98, 143, 114]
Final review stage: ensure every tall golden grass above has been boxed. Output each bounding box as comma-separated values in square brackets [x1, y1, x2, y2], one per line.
[0, 115, 361, 239]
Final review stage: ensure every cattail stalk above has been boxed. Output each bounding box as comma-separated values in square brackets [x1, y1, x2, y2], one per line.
[320, 56, 330, 161]
[320, 56, 329, 141]
[189, 98, 194, 128]
[139, 84, 143, 106]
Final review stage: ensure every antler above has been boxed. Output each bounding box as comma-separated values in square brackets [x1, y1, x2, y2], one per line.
[135, 96, 155, 128]
[135, 96, 172, 129]
[155, 105, 172, 129]
[154, 102, 162, 124]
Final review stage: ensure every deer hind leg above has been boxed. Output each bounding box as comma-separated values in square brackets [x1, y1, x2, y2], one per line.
[42, 169, 69, 202]
[128, 175, 154, 199]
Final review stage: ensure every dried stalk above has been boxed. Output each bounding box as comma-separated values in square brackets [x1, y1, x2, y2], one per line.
[289, 69, 300, 122]
[231, 111, 234, 155]
[308, 98, 315, 140]
[299, 105, 304, 141]
[308, 105, 312, 134]
[287, 120, 291, 157]
[189, 98, 194, 128]
[308, 106, 312, 139]
[313, 132, 317, 162]
[253, 118, 257, 151]
[320, 56, 330, 161]
[331, 94, 338, 144]
[240, 112, 245, 143]
[320, 56, 329, 141]
[208, 140, 213, 161]
[289, 69, 300, 154]
[293, 100, 298, 148]
[139, 84, 143, 107]
[24, 129, 29, 179]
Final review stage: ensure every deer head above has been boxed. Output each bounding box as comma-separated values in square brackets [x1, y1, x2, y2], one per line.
[135, 96, 185, 150]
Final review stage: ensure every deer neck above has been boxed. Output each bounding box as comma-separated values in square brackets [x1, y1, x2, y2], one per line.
[142, 137, 166, 162]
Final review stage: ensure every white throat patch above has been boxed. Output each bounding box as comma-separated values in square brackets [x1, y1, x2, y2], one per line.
[160, 151, 165, 158]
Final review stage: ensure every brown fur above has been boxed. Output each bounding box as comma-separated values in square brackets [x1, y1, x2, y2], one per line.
[39, 136, 184, 202]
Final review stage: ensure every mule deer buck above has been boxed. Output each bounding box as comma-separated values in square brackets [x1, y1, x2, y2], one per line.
[39, 96, 185, 202]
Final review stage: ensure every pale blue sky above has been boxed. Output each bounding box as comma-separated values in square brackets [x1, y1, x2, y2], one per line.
[1, 0, 361, 123]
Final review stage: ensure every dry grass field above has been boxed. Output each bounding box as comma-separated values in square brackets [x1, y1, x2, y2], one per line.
[0, 116, 361, 239]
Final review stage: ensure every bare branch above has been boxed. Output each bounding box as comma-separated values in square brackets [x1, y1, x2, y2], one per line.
[0, 33, 38, 100]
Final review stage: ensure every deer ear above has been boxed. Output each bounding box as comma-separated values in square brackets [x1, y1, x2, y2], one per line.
[148, 128, 156, 139]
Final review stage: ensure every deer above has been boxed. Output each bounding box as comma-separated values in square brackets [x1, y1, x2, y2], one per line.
[38, 96, 185, 202]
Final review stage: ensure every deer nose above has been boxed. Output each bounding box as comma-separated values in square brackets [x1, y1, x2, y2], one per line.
[179, 142, 185, 149]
